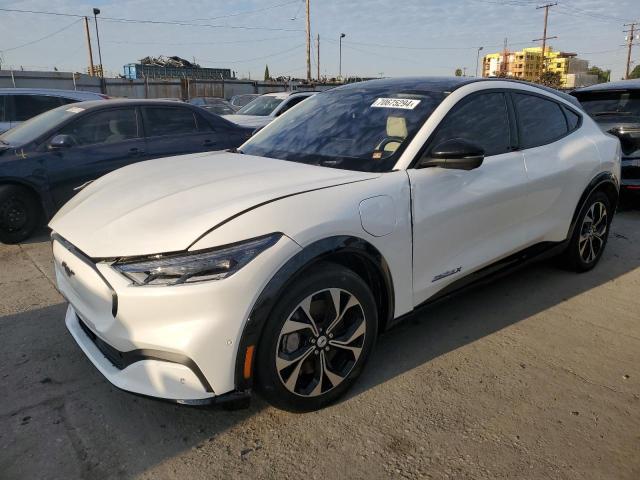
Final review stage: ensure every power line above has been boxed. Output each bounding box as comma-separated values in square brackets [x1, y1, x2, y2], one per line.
[104, 35, 300, 47]
[323, 37, 534, 51]
[0, 18, 81, 52]
[197, 44, 304, 65]
[0, 7, 304, 32]
[184, 0, 299, 22]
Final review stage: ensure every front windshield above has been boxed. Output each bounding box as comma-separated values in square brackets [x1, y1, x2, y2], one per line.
[236, 96, 284, 116]
[240, 84, 444, 172]
[0, 104, 82, 146]
[575, 90, 640, 118]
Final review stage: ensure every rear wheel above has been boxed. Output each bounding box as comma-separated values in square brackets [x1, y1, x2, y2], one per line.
[562, 191, 611, 272]
[255, 263, 378, 412]
[0, 185, 41, 244]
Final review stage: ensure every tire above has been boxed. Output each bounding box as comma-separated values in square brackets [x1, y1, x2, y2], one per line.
[255, 263, 378, 412]
[562, 191, 611, 272]
[0, 185, 41, 244]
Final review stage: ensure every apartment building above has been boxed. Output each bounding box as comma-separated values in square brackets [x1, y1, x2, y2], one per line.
[482, 46, 598, 88]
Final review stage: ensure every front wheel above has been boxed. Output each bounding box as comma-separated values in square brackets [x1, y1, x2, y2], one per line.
[562, 191, 611, 272]
[0, 185, 41, 244]
[255, 263, 378, 412]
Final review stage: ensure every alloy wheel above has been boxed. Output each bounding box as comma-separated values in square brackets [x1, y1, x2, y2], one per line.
[275, 288, 366, 397]
[579, 201, 608, 264]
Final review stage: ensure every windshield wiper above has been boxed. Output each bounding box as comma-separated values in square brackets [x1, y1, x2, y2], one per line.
[0, 139, 8, 145]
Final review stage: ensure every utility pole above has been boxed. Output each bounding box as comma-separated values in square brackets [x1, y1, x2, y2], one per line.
[83, 16, 95, 76]
[305, 0, 311, 82]
[317, 33, 320, 82]
[624, 23, 638, 79]
[534, 3, 557, 77]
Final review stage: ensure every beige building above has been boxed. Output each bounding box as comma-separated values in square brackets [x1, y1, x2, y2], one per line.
[482, 46, 598, 88]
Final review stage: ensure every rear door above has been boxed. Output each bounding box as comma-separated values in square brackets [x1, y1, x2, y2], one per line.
[511, 92, 593, 243]
[408, 90, 530, 305]
[141, 105, 226, 157]
[45, 106, 147, 207]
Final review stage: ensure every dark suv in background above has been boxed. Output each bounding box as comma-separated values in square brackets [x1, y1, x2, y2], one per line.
[572, 80, 640, 198]
[0, 99, 252, 243]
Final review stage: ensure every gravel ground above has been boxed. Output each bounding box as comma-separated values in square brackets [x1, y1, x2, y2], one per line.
[0, 210, 639, 480]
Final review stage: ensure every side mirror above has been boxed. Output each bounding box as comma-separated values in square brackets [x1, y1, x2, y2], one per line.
[417, 138, 485, 170]
[48, 134, 76, 150]
[608, 126, 640, 155]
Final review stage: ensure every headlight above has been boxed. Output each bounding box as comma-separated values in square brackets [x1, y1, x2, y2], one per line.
[113, 233, 281, 286]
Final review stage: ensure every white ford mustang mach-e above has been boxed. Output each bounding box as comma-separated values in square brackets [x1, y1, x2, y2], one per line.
[50, 77, 621, 411]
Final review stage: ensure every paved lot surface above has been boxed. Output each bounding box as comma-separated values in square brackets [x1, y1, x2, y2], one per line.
[1, 210, 639, 480]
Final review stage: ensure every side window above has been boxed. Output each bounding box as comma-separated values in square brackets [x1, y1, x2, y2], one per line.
[430, 92, 511, 156]
[513, 93, 568, 148]
[142, 107, 199, 137]
[195, 112, 215, 131]
[58, 108, 139, 146]
[277, 96, 308, 116]
[563, 106, 580, 131]
[0, 95, 6, 122]
[13, 95, 63, 121]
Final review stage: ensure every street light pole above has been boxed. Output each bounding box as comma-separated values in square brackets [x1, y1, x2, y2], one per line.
[93, 7, 106, 94]
[92, 8, 104, 79]
[475, 46, 484, 77]
[339, 33, 346, 79]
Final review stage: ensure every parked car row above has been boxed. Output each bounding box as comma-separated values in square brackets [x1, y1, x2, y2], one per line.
[44, 77, 622, 412]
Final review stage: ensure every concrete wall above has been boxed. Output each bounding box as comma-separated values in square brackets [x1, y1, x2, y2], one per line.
[0, 70, 337, 100]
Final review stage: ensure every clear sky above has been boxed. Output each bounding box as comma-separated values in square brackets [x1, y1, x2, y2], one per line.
[0, 0, 637, 80]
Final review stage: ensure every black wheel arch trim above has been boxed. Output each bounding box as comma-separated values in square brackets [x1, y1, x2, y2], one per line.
[233, 235, 395, 391]
[568, 171, 619, 240]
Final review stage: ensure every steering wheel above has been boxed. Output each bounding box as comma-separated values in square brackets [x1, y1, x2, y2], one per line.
[374, 136, 405, 154]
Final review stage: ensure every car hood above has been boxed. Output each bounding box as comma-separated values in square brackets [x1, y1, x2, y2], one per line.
[49, 151, 379, 258]
[224, 114, 273, 128]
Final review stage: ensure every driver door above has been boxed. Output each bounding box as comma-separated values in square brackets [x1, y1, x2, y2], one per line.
[45, 107, 147, 208]
[408, 91, 530, 305]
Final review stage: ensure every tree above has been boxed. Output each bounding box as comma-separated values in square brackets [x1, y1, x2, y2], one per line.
[629, 65, 640, 79]
[588, 65, 611, 83]
[264, 64, 270, 81]
[536, 71, 562, 88]
[455, 68, 463, 77]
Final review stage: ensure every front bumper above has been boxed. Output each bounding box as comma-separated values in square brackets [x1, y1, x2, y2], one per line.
[53, 233, 301, 402]
[66, 304, 215, 402]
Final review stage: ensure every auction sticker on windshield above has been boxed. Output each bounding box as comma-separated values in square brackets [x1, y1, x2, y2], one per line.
[371, 98, 421, 109]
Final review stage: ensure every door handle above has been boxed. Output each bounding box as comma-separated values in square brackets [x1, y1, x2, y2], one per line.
[128, 147, 145, 156]
[202, 139, 216, 146]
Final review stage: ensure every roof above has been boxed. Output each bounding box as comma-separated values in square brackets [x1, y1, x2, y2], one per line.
[67, 98, 192, 108]
[573, 79, 640, 93]
[334, 76, 477, 93]
[0, 88, 104, 99]
[330, 76, 582, 108]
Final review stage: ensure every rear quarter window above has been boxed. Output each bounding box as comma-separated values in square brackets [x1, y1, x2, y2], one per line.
[513, 93, 568, 149]
[563, 106, 581, 131]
